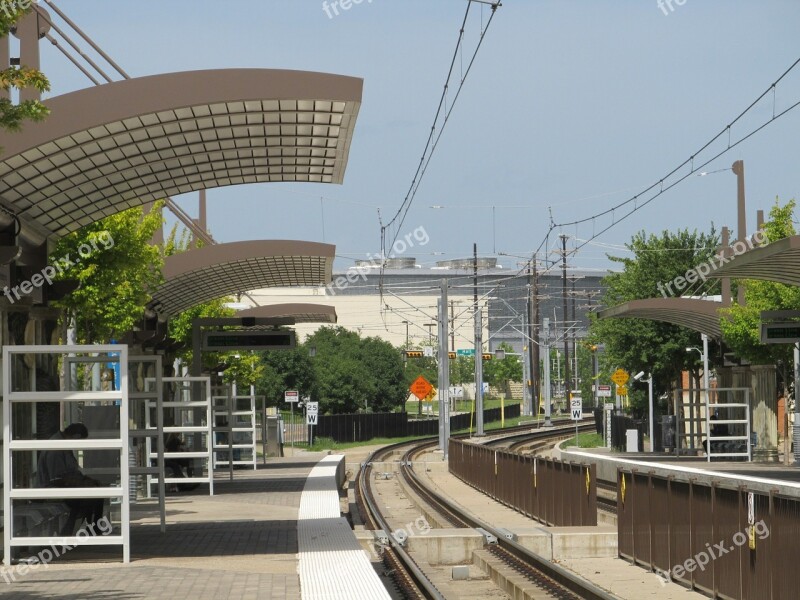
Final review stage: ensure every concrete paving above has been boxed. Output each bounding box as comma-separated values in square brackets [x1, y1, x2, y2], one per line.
[0, 454, 330, 600]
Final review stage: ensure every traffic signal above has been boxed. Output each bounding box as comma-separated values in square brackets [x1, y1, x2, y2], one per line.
[406, 350, 423, 358]
[448, 352, 456, 359]
[482, 353, 493, 361]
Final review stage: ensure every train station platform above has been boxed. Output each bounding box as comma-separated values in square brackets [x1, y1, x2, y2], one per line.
[0, 453, 393, 600]
[560, 446, 800, 496]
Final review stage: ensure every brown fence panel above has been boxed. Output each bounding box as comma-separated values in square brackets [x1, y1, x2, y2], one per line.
[742, 490, 771, 600]
[690, 483, 714, 594]
[713, 485, 742, 600]
[771, 493, 800, 600]
[631, 472, 651, 567]
[668, 479, 692, 587]
[618, 468, 634, 560]
[616, 468, 800, 600]
[448, 439, 596, 526]
[650, 475, 670, 572]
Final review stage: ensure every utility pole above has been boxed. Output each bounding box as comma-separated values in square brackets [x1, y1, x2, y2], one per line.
[530, 256, 540, 417]
[438, 280, 450, 457]
[450, 300, 455, 352]
[570, 276, 578, 390]
[521, 309, 531, 416]
[474, 243, 484, 435]
[560, 234, 571, 413]
[542, 318, 552, 427]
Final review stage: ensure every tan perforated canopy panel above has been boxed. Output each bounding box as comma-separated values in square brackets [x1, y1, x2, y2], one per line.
[0, 69, 362, 237]
[151, 240, 335, 317]
[598, 297, 723, 339]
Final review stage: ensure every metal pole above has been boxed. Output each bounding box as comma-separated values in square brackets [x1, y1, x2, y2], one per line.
[648, 375, 654, 452]
[702, 332, 710, 403]
[794, 344, 800, 464]
[475, 308, 484, 436]
[438, 280, 450, 456]
[560, 235, 571, 411]
[543, 318, 552, 427]
[474, 244, 484, 436]
[522, 315, 531, 417]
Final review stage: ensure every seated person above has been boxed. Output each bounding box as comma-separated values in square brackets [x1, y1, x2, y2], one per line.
[703, 410, 730, 454]
[36, 423, 105, 536]
[164, 433, 199, 491]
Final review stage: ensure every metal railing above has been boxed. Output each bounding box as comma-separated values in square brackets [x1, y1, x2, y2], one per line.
[449, 438, 597, 526]
[617, 467, 800, 599]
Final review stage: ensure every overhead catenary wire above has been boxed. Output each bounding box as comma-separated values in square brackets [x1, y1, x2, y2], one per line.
[379, 1, 502, 308]
[495, 56, 800, 294]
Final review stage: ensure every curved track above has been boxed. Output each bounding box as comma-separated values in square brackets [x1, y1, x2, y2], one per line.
[356, 423, 617, 600]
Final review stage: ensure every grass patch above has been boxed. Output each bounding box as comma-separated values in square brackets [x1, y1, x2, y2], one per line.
[562, 432, 605, 448]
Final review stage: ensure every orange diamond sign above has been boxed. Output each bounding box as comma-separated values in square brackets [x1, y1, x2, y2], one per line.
[410, 375, 433, 400]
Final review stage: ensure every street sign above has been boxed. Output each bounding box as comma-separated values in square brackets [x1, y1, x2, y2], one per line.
[424, 387, 437, 402]
[306, 401, 319, 425]
[449, 385, 464, 399]
[285, 390, 299, 403]
[456, 349, 475, 357]
[597, 385, 612, 398]
[571, 398, 583, 420]
[616, 385, 628, 396]
[611, 368, 630, 386]
[423, 347, 434, 358]
[410, 376, 433, 400]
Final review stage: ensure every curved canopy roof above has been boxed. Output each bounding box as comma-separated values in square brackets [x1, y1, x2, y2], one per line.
[708, 235, 800, 286]
[597, 297, 724, 339]
[236, 303, 337, 325]
[0, 69, 362, 239]
[151, 240, 335, 317]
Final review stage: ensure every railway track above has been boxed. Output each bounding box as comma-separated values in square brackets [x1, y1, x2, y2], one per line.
[356, 423, 617, 600]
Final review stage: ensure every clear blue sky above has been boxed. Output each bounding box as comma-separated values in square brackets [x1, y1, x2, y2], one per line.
[39, 0, 800, 272]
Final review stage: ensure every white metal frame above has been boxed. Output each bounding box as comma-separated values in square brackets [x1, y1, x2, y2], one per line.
[211, 389, 234, 481]
[128, 356, 165, 532]
[213, 386, 257, 474]
[3, 345, 130, 565]
[705, 387, 752, 462]
[147, 376, 214, 496]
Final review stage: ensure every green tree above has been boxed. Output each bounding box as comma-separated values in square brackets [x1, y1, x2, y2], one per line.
[721, 198, 800, 384]
[483, 342, 522, 396]
[359, 336, 407, 412]
[589, 227, 721, 415]
[450, 355, 474, 385]
[52, 204, 164, 343]
[255, 347, 316, 406]
[305, 326, 407, 414]
[1, 4, 50, 140]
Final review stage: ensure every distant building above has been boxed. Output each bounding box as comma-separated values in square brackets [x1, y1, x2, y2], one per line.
[247, 258, 608, 350]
